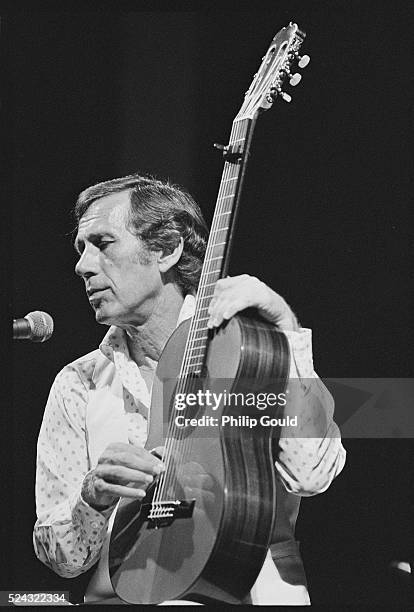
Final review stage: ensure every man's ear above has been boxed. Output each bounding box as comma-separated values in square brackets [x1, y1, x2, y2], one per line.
[157, 237, 184, 273]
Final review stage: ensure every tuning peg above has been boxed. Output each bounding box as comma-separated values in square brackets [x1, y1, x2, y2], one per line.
[297, 54, 310, 69]
[289, 73, 302, 87]
[280, 92, 292, 103]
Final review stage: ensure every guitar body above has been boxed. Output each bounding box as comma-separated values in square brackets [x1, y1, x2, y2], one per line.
[109, 315, 290, 604]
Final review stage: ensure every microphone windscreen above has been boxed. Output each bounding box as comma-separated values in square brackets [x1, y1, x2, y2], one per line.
[26, 311, 54, 342]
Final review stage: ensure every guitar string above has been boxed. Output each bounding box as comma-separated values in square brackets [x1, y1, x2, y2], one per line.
[159, 50, 295, 503]
[176, 118, 245, 483]
[151, 118, 247, 512]
[175, 122, 243, 497]
[173, 37, 302, 503]
[152, 148, 234, 509]
[152, 118, 246, 511]
[151, 156, 230, 511]
[146, 35, 301, 517]
[158, 118, 245, 509]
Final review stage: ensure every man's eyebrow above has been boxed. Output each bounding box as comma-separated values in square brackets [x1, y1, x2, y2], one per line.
[74, 231, 116, 253]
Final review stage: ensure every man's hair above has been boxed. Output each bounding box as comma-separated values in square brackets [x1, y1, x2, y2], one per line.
[74, 173, 208, 295]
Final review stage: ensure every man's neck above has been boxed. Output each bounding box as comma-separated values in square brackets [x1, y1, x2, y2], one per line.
[124, 284, 185, 368]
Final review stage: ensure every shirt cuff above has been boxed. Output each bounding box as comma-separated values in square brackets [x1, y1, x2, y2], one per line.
[283, 327, 315, 380]
[71, 493, 115, 536]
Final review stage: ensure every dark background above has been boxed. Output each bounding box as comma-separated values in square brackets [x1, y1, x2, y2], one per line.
[4, 2, 412, 606]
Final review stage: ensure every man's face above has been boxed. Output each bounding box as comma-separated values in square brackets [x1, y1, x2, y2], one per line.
[74, 191, 162, 327]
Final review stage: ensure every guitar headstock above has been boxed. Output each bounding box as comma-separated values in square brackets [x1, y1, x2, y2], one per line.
[238, 22, 309, 120]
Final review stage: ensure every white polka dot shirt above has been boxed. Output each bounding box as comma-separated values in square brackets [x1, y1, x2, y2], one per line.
[33, 296, 345, 577]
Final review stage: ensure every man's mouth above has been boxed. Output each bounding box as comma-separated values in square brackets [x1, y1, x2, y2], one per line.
[87, 288, 109, 300]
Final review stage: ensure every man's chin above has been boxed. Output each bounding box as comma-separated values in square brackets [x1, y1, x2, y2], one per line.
[92, 305, 113, 325]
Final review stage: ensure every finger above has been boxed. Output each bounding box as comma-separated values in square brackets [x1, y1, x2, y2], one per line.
[95, 464, 155, 486]
[221, 297, 249, 320]
[215, 275, 250, 291]
[109, 442, 161, 464]
[94, 477, 147, 499]
[208, 295, 250, 327]
[207, 296, 218, 315]
[151, 446, 166, 460]
[207, 311, 224, 329]
[207, 293, 227, 325]
[101, 448, 165, 475]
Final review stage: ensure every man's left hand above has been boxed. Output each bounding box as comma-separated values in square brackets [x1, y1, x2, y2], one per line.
[207, 275, 299, 332]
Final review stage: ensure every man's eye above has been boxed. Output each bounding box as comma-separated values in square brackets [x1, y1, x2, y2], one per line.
[98, 242, 112, 250]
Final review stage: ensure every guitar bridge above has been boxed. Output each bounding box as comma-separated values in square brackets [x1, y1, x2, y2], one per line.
[144, 499, 195, 529]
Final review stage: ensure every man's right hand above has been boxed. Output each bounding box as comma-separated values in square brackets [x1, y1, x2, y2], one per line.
[81, 442, 165, 510]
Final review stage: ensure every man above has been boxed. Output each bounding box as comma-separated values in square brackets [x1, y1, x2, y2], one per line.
[34, 173, 346, 604]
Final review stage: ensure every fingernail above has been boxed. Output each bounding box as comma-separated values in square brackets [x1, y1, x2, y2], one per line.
[145, 474, 154, 483]
[154, 464, 165, 475]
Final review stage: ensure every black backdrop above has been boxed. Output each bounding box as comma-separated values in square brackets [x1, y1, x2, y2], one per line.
[5, 3, 412, 606]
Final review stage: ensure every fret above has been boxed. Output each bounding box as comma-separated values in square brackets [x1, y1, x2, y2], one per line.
[206, 247, 226, 255]
[186, 348, 206, 356]
[182, 368, 202, 376]
[202, 269, 221, 276]
[190, 330, 208, 338]
[187, 339, 207, 349]
[196, 295, 213, 302]
[210, 227, 229, 234]
[200, 281, 217, 289]
[222, 177, 237, 183]
[217, 194, 235, 200]
[216, 211, 231, 216]
[196, 287, 215, 296]
[186, 340, 208, 351]
[203, 253, 224, 263]
[187, 352, 205, 359]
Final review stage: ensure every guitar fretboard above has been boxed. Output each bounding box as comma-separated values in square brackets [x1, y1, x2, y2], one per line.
[179, 116, 254, 378]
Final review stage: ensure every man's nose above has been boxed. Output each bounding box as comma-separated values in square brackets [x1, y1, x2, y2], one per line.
[75, 246, 99, 279]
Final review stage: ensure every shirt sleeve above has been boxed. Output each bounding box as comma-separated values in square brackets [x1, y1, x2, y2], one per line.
[275, 328, 346, 496]
[33, 365, 114, 578]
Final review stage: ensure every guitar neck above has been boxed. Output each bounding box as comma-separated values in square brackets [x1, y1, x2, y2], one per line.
[181, 115, 258, 377]
[177, 22, 307, 378]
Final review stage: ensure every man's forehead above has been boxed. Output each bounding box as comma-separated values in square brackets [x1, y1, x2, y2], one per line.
[77, 191, 131, 233]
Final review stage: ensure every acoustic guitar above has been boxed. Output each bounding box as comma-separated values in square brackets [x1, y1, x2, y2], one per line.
[108, 22, 309, 604]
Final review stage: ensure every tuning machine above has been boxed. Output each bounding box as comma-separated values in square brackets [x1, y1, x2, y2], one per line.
[289, 73, 302, 87]
[297, 54, 311, 69]
[280, 91, 292, 103]
[269, 86, 292, 103]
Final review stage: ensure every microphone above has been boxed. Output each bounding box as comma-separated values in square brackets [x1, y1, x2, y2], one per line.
[13, 311, 54, 342]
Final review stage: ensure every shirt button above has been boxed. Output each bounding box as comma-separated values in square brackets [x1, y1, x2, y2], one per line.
[91, 521, 99, 529]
